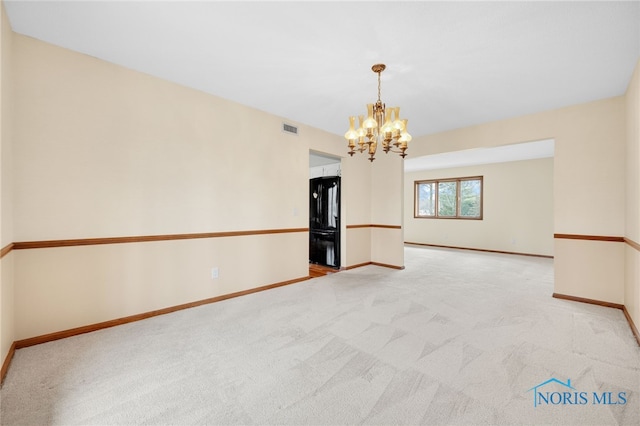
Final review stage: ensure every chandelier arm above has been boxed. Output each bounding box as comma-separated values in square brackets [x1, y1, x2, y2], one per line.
[385, 147, 405, 154]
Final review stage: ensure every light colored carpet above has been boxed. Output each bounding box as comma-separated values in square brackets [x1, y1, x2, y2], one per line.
[1, 245, 639, 425]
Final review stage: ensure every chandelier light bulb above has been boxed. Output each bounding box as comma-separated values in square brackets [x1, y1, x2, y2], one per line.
[398, 119, 412, 149]
[381, 109, 394, 137]
[363, 104, 377, 130]
[344, 116, 357, 141]
[392, 107, 404, 132]
[357, 115, 366, 139]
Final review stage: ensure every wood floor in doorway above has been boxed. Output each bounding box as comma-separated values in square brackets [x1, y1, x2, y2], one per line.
[309, 263, 339, 278]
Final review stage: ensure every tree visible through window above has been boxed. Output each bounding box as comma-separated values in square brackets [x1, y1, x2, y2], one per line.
[414, 176, 483, 219]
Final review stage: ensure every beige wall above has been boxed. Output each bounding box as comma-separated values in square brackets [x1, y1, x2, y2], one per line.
[8, 33, 378, 342]
[625, 59, 640, 331]
[5, 28, 406, 344]
[555, 239, 625, 304]
[410, 97, 625, 235]
[0, 0, 14, 374]
[345, 227, 371, 267]
[341, 149, 405, 269]
[13, 34, 310, 241]
[0, 1, 9, 248]
[342, 154, 372, 267]
[410, 96, 626, 304]
[371, 151, 404, 267]
[14, 233, 307, 339]
[11, 32, 313, 340]
[405, 158, 554, 257]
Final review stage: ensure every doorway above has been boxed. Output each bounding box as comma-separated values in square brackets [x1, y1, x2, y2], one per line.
[309, 151, 342, 269]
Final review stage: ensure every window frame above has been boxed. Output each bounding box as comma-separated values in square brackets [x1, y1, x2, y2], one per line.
[414, 176, 483, 220]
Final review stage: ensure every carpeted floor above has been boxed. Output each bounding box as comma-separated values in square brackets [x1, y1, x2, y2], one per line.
[1, 245, 638, 425]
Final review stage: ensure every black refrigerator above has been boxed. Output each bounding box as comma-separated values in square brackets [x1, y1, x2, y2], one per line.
[309, 176, 340, 269]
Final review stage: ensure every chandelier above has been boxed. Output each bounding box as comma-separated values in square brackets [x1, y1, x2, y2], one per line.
[344, 64, 411, 162]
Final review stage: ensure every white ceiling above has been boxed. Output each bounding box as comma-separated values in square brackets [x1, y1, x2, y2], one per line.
[4, 1, 639, 171]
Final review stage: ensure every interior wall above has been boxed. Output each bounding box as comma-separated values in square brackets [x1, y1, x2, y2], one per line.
[0, 1, 9, 247]
[0, 0, 14, 376]
[342, 154, 372, 267]
[14, 234, 306, 339]
[2, 24, 391, 347]
[341, 148, 405, 269]
[404, 157, 554, 257]
[410, 96, 626, 304]
[13, 34, 312, 241]
[9, 33, 351, 340]
[371, 152, 404, 267]
[625, 59, 640, 332]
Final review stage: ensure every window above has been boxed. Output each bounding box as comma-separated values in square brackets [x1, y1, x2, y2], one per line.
[414, 176, 483, 219]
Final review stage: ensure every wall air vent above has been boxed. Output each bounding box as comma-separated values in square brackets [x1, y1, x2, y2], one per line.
[282, 123, 298, 135]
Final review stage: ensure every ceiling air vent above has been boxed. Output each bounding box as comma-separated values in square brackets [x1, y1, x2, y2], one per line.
[282, 123, 298, 135]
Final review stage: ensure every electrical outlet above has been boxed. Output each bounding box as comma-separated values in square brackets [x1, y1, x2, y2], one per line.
[211, 267, 219, 279]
